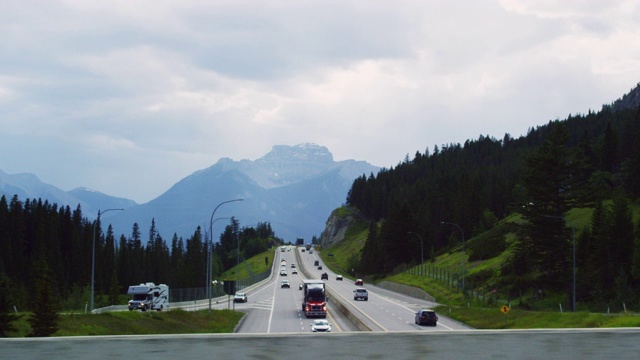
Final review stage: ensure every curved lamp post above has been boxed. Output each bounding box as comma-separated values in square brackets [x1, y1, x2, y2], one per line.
[207, 199, 243, 312]
[91, 208, 124, 312]
[207, 217, 231, 312]
[407, 232, 424, 279]
[441, 222, 465, 294]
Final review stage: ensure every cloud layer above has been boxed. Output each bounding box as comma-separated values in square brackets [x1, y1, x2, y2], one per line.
[1, 0, 639, 203]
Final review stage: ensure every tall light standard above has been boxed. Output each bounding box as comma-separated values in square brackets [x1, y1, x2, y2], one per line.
[441, 222, 465, 294]
[547, 216, 576, 312]
[207, 217, 231, 312]
[91, 208, 124, 312]
[407, 232, 424, 279]
[207, 199, 243, 312]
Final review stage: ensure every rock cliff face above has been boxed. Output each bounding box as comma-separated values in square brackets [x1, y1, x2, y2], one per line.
[319, 208, 358, 248]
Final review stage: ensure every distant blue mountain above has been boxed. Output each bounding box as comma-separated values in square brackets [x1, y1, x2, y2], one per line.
[107, 143, 379, 243]
[0, 169, 137, 217]
[1, 143, 378, 243]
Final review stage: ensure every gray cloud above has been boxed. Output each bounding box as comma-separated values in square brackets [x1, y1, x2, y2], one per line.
[1, 0, 639, 203]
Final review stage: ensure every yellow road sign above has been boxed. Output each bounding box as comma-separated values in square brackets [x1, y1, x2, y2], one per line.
[501, 305, 510, 314]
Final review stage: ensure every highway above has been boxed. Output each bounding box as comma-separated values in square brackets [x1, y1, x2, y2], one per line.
[106, 245, 468, 333]
[6, 246, 640, 359]
[296, 246, 470, 332]
[214, 247, 359, 333]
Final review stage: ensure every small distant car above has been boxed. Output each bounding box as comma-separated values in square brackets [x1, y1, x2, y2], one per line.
[336, 275, 343, 281]
[317, 266, 323, 270]
[302, 249, 305, 252]
[354, 288, 368, 301]
[280, 270, 287, 276]
[355, 279, 364, 285]
[321, 273, 328, 280]
[281, 280, 290, 288]
[291, 269, 298, 274]
[309, 250, 313, 254]
[310, 319, 331, 332]
[415, 309, 438, 326]
[291, 264, 296, 268]
[314, 260, 320, 266]
[233, 292, 248, 303]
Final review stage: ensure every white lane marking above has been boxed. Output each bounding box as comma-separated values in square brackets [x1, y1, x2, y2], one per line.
[266, 276, 278, 333]
[369, 291, 454, 330]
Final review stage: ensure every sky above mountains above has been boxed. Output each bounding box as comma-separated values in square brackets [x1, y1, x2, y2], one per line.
[1, 1, 639, 203]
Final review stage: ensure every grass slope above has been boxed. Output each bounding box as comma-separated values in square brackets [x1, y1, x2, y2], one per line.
[319, 205, 640, 329]
[6, 309, 244, 337]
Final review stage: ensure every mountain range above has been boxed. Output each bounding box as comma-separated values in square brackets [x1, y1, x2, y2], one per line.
[0, 143, 379, 243]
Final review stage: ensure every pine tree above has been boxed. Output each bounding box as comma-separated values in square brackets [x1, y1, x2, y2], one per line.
[517, 122, 577, 293]
[28, 256, 61, 337]
[0, 273, 22, 337]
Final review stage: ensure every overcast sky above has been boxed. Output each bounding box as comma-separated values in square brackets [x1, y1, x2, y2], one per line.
[1, 1, 639, 204]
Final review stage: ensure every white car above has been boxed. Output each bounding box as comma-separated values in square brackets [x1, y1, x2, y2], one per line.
[310, 319, 331, 332]
[233, 292, 248, 303]
[281, 280, 290, 288]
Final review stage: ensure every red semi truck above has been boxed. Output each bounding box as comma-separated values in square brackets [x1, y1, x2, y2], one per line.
[301, 279, 326, 318]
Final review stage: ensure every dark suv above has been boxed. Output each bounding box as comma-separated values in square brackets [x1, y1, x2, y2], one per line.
[415, 309, 438, 326]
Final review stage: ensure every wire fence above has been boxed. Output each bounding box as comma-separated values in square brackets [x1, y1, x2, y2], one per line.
[169, 267, 271, 302]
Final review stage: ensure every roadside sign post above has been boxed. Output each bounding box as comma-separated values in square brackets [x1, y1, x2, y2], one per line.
[501, 305, 510, 325]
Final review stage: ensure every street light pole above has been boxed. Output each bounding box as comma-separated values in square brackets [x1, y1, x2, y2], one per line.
[208, 199, 243, 312]
[91, 208, 124, 312]
[441, 222, 465, 294]
[407, 232, 424, 279]
[207, 217, 231, 312]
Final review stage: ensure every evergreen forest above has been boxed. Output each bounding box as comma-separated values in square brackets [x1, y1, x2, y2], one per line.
[0, 196, 281, 316]
[347, 84, 640, 310]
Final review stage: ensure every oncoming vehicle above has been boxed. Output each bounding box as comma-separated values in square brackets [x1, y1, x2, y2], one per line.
[336, 275, 343, 281]
[355, 279, 364, 286]
[281, 280, 290, 288]
[415, 309, 438, 326]
[233, 292, 248, 303]
[292, 269, 298, 275]
[310, 319, 331, 332]
[302, 280, 327, 318]
[127, 283, 169, 311]
[280, 270, 287, 276]
[353, 288, 368, 301]
[321, 272, 328, 280]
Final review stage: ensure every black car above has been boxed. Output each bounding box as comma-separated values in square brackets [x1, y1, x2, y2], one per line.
[415, 309, 438, 326]
[321, 273, 328, 280]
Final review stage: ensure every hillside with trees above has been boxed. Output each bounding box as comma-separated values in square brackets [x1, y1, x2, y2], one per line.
[0, 197, 280, 324]
[346, 83, 640, 310]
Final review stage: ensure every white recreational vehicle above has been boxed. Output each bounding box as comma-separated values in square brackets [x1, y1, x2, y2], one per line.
[127, 283, 169, 311]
